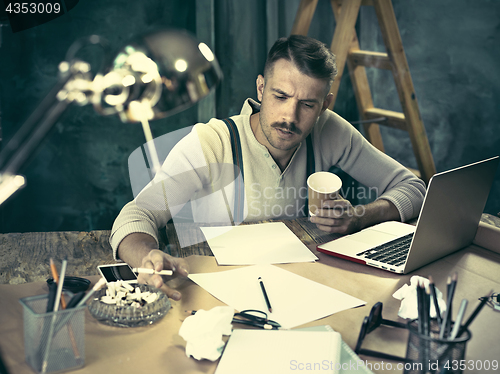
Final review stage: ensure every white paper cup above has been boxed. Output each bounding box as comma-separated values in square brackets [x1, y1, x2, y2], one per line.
[307, 172, 342, 216]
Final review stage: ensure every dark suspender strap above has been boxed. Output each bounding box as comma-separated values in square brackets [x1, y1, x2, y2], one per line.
[223, 118, 314, 219]
[222, 118, 245, 223]
[306, 133, 315, 178]
[304, 133, 315, 216]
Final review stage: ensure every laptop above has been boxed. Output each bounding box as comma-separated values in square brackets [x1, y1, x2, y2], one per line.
[317, 156, 499, 274]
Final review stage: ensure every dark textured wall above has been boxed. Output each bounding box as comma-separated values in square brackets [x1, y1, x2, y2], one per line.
[0, 0, 499, 234]
[214, 0, 268, 117]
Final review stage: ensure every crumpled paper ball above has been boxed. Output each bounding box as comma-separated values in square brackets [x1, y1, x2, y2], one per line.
[392, 275, 447, 319]
[178, 306, 234, 361]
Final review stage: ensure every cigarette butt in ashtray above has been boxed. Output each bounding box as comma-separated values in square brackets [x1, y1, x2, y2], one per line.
[307, 172, 342, 216]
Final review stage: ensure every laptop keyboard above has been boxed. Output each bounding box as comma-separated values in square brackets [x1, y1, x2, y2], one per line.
[356, 233, 414, 267]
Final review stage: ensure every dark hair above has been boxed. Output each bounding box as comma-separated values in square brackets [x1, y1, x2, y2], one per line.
[264, 35, 337, 89]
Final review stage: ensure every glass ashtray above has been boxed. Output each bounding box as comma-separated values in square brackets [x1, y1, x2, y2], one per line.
[88, 283, 171, 327]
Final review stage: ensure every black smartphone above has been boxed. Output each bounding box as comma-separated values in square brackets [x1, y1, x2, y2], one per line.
[97, 263, 138, 284]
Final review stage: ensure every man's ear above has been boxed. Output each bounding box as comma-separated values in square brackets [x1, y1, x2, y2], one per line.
[321, 93, 334, 114]
[256, 75, 265, 102]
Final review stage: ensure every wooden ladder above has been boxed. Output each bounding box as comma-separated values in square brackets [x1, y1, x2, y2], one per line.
[291, 0, 435, 183]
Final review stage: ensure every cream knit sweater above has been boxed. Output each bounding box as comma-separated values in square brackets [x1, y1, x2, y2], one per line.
[110, 99, 426, 258]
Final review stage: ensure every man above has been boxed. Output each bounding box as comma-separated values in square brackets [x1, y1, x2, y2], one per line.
[110, 35, 426, 299]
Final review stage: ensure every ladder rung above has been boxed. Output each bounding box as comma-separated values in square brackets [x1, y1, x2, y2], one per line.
[364, 108, 407, 131]
[338, 0, 373, 7]
[349, 50, 391, 70]
[294, 0, 436, 183]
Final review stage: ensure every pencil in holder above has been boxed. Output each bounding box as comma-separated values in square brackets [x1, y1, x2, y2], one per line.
[19, 293, 85, 374]
[404, 319, 471, 374]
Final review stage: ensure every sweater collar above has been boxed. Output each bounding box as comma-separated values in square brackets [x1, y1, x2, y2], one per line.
[240, 98, 261, 116]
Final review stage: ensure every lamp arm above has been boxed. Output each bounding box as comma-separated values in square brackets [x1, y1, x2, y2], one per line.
[0, 68, 75, 171]
[0, 61, 93, 204]
[2, 99, 72, 176]
[0, 29, 223, 206]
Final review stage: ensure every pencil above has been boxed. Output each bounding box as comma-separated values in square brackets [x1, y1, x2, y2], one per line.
[50, 258, 67, 309]
[446, 273, 458, 336]
[258, 277, 272, 313]
[439, 274, 457, 340]
[428, 275, 442, 325]
[49, 258, 80, 360]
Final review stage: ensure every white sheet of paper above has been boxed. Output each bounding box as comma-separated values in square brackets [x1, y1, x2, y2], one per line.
[214, 329, 341, 374]
[188, 264, 365, 329]
[200, 222, 318, 265]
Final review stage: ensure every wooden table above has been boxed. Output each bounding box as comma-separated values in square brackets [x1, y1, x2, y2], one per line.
[2, 214, 498, 285]
[0, 217, 343, 284]
[0, 216, 499, 374]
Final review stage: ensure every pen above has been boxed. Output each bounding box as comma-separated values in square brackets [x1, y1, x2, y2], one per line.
[186, 310, 281, 330]
[448, 273, 458, 330]
[417, 280, 424, 334]
[258, 277, 272, 313]
[46, 282, 57, 313]
[132, 268, 173, 276]
[423, 284, 431, 336]
[446, 276, 452, 310]
[42, 258, 67, 373]
[449, 299, 468, 340]
[437, 297, 471, 370]
[457, 290, 493, 338]
[76, 277, 107, 307]
[66, 292, 86, 309]
[232, 318, 279, 330]
[441, 273, 457, 338]
[52, 277, 108, 340]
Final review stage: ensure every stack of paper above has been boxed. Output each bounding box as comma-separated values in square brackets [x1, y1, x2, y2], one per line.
[188, 264, 366, 329]
[200, 222, 319, 265]
[215, 329, 342, 374]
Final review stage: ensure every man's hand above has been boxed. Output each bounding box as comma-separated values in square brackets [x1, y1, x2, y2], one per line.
[137, 250, 189, 301]
[116, 233, 189, 301]
[310, 196, 364, 234]
[310, 196, 402, 235]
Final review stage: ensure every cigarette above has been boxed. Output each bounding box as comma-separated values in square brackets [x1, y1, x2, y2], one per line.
[132, 268, 173, 276]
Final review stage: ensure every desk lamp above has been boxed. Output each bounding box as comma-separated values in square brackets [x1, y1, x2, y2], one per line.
[0, 28, 222, 205]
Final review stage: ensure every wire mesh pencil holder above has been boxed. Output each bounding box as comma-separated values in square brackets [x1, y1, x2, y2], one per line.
[404, 319, 471, 374]
[19, 293, 86, 374]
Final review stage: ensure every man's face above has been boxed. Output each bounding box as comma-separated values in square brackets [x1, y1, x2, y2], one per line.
[256, 59, 333, 153]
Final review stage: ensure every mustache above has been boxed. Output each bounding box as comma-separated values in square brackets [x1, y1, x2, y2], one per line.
[271, 122, 302, 135]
